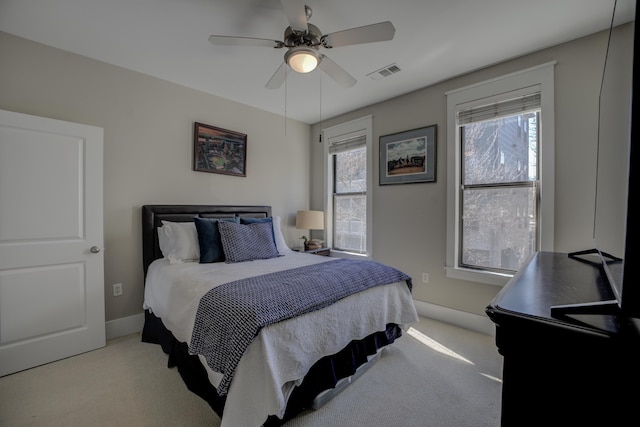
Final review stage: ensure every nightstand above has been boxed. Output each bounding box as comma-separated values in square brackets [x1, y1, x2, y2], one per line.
[294, 247, 331, 256]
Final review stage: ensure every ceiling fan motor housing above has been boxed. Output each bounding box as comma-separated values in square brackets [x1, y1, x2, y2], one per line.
[284, 23, 323, 48]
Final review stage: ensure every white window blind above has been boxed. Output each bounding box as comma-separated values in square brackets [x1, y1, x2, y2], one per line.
[328, 135, 366, 154]
[458, 92, 541, 125]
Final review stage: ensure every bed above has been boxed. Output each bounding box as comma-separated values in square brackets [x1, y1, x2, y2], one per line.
[140, 204, 419, 426]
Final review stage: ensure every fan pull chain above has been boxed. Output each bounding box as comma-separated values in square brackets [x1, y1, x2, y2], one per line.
[284, 67, 288, 136]
[318, 71, 322, 143]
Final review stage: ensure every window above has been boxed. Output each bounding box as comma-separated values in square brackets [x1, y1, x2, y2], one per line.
[333, 142, 366, 253]
[446, 63, 555, 286]
[323, 116, 373, 257]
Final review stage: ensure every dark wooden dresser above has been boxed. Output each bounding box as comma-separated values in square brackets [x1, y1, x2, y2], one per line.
[486, 251, 640, 426]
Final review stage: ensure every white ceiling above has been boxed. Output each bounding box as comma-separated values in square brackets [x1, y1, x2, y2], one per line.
[0, 0, 635, 124]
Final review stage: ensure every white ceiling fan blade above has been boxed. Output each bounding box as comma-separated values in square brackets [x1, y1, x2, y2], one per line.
[209, 35, 284, 48]
[318, 55, 357, 88]
[265, 62, 287, 89]
[322, 21, 395, 48]
[280, 0, 308, 33]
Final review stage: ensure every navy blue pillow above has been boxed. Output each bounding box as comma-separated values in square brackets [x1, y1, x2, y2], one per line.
[240, 217, 276, 246]
[218, 221, 280, 263]
[194, 217, 239, 263]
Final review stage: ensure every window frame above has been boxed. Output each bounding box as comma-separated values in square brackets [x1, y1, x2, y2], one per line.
[323, 116, 373, 258]
[445, 63, 556, 286]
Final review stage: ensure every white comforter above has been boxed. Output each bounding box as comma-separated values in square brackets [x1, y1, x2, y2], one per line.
[143, 251, 418, 427]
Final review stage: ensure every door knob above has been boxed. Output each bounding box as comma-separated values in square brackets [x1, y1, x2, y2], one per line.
[90, 246, 101, 253]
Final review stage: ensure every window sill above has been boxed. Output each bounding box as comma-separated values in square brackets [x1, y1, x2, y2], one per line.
[445, 266, 512, 287]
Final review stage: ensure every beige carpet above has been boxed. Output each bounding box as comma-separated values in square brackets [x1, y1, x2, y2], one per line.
[0, 317, 503, 426]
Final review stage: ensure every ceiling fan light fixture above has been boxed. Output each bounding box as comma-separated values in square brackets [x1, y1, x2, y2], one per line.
[285, 47, 321, 73]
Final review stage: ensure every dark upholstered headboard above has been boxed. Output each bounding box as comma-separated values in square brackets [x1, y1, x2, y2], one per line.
[142, 205, 272, 278]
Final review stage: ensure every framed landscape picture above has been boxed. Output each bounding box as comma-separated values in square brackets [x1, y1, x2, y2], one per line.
[379, 125, 436, 185]
[193, 122, 247, 177]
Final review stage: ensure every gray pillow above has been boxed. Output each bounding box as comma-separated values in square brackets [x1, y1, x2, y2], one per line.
[218, 221, 280, 263]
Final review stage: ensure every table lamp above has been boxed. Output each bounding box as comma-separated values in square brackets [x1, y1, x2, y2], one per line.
[295, 210, 325, 251]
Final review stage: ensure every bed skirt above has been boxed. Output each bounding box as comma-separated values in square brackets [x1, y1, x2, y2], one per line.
[141, 309, 402, 426]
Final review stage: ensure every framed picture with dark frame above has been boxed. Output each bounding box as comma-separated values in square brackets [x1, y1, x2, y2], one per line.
[193, 122, 247, 177]
[379, 124, 436, 185]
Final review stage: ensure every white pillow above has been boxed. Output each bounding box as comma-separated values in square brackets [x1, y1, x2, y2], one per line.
[157, 225, 170, 258]
[272, 216, 293, 254]
[159, 220, 200, 263]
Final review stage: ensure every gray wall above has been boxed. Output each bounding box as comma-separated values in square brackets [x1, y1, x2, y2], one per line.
[0, 31, 311, 322]
[0, 23, 632, 324]
[311, 24, 632, 317]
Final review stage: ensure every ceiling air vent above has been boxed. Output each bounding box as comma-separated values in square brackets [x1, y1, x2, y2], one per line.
[367, 63, 402, 80]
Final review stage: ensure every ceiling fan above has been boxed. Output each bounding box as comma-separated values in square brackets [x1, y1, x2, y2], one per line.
[208, 0, 395, 89]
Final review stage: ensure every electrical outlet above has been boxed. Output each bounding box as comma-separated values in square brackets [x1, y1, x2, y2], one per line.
[113, 283, 123, 296]
[422, 273, 429, 283]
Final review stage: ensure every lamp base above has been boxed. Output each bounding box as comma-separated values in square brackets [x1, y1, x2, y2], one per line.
[304, 243, 321, 251]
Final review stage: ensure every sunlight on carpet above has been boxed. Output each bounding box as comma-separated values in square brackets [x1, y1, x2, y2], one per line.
[407, 327, 474, 364]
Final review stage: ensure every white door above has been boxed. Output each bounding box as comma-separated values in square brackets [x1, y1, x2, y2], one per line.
[0, 109, 105, 377]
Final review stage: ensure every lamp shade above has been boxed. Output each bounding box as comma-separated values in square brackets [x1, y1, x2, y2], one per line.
[296, 210, 324, 230]
[285, 47, 321, 73]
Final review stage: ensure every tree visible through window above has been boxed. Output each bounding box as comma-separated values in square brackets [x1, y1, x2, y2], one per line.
[333, 144, 366, 253]
[460, 111, 539, 273]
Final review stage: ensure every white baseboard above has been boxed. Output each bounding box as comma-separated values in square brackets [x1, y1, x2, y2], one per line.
[105, 312, 145, 341]
[413, 300, 496, 337]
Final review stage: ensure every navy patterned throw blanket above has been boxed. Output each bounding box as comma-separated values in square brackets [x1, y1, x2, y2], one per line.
[189, 258, 412, 396]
